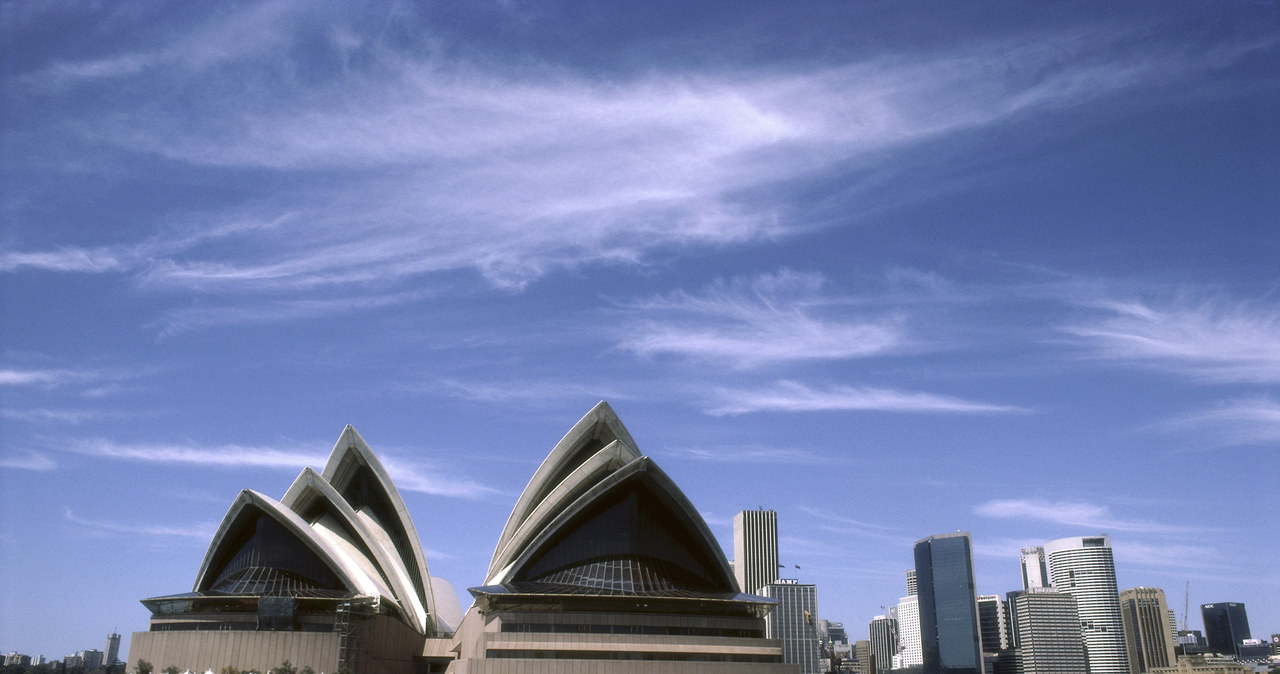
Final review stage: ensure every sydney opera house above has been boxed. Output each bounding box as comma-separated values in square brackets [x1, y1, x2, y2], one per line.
[129, 403, 797, 673]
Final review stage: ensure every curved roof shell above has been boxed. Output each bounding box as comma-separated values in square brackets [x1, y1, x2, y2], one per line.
[485, 402, 736, 596]
[188, 426, 441, 635]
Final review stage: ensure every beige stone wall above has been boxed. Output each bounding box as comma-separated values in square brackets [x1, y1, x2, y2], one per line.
[445, 605, 797, 673]
[450, 662, 799, 673]
[129, 614, 423, 674]
[127, 630, 339, 673]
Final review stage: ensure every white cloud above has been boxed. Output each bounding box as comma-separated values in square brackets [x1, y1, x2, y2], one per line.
[376, 455, 500, 500]
[0, 365, 147, 399]
[64, 507, 214, 540]
[1062, 298, 1280, 383]
[75, 439, 325, 469]
[433, 379, 633, 405]
[0, 249, 127, 273]
[1161, 398, 1280, 447]
[971, 536, 1042, 560]
[617, 270, 905, 368]
[666, 445, 835, 466]
[0, 368, 95, 387]
[0, 451, 57, 471]
[799, 506, 899, 533]
[1112, 539, 1226, 570]
[70, 438, 497, 500]
[799, 506, 915, 546]
[8, 16, 1255, 320]
[705, 380, 1022, 416]
[974, 498, 1189, 535]
[155, 289, 436, 337]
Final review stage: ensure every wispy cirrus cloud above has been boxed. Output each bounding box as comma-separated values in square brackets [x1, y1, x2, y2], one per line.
[75, 439, 326, 469]
[0, 451, 57, 471]
[1159, 398, 1280, 448]
[974, 498, 1189, 535]
[705, 380, 1022, 416]
[1062, 298, 1280, 383]
[375, 455, 500, 500]
[0, 365, 149, 399]
[69, 438, 496, 499]
[432, 379, 634, 406]
[0, 368, 99, 387]
[0, 249, 129, 273]
[7, 9, 1262, 321]
[972, 536, 1042, 560]
[800, 506, 915, 546]
[64, 507, 215, 540]
[1112, 539, 1227, 570]
[617, 270, 905, 368]
[154, 288, 437, 337]
[666, 445, 836, 466]
[800, 506, 900, 533]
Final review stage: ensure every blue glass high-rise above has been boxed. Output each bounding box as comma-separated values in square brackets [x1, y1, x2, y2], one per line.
[914, 532, 982, 674]
[1201, 602, 1251, 657]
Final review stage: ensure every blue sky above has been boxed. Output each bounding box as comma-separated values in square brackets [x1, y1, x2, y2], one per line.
[2, 0, 1278, 660]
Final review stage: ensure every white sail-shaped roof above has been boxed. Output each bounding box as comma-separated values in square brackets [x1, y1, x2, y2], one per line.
[192, 489, 388, 600]
[186, 426, 443, 636]
[319, 425, 439, 634]
[282, 467, 429, 634]
[490, 402, 639, 568]
[484, 402, 736, 595]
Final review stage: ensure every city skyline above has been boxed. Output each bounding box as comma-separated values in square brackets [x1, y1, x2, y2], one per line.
[2, 0, 1278, 662]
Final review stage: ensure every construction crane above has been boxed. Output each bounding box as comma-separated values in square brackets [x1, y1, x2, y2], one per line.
[1181, 581, 1190, 632]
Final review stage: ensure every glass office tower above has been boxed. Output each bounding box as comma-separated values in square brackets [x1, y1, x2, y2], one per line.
[914, 532, 982, 674]
[1201, 602, 1251, 657]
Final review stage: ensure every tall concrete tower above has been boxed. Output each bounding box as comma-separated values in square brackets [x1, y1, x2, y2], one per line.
[733, 509, 779, 594]
[1120, 587, 1176, 673]
[1043, 535, 1127, 674]
[868, 613, 897, 673]
[1008, 588, 1089, 673]
[1020, 546, 1049, 590]
[896, 593, 923, 668]
[761, 579, 820, 674]
[104, 633, 120, 666]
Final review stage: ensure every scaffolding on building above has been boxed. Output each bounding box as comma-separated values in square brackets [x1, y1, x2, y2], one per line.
[336, 596, 378, 674]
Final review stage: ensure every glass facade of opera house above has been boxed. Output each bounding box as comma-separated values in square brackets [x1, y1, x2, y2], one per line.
[128, 403, 798, 673]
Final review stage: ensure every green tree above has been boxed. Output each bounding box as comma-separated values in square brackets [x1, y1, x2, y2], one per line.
[219, 667, 240, 674]
[135, 661, 153, 674]
[299, 667, 315, 674]
[274, 662, 297, 674]
[161, 667, 180, 674]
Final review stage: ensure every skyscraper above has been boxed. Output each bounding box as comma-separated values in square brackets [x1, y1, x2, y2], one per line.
[1007, 588, 1088, 674]
[1019, 546, 1049, 591]
[976, 595, 1009, 654]
[907, 569, 918, 596]
[914, 532, 982, 674]
[104, 633, 120, 666]
[855, 640, 874, 674]
[1201, 603, 1251, 657]
[897, 594, 923, 669]
[762, 579, 821, 674]
[1120, 587, 1176, 673]
[1043, 535, 1127, 674]
[734, 509, 780, 594]
[870, 613, 898, 673]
